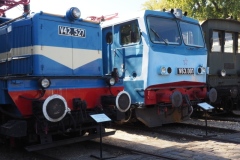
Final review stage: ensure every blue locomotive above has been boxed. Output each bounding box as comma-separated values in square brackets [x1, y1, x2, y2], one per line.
[101, 9, 217, 127]
[0, 7, 131, 150]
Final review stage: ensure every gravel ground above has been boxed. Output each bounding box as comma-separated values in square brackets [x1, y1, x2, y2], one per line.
[183, 118, 240, 131]
[0, 117, 239, 159]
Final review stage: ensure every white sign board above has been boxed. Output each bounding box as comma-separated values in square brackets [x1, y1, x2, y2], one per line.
[90, 113, 111, 123]
[197, 102, 214, 111]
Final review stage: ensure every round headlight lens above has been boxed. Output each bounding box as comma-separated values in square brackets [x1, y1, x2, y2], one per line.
[72, 7, 81, 19]
[40, 78, 51, 89]
[106, 77, 115, 86]
[221, 69, 226, 77]
[109, 78, 115, 86]
[66, 7, 81, 21]
[161, 67, 166, 74]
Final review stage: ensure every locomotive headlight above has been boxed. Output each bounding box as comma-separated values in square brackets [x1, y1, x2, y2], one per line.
[38, 78, 51, 89]
[173, 9, 183, 19]
[158, 66, 171, 75]
[220, 69, 226, 77]
[66, 7, 81, 21]
[106, 77, 115, 86]
[72, 7, 81, 19]
[161, 67, 166, 74]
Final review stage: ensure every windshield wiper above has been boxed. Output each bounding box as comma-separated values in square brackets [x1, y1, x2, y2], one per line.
[150, 27, 168, 45]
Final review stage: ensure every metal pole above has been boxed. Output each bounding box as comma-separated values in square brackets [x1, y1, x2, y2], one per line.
[205, 110, 208, 136]
[100, 123, 102, 159]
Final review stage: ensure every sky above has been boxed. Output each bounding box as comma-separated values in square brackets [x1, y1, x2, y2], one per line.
[5, 0, 147, 18]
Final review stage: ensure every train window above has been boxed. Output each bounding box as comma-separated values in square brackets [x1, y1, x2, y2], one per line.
[120, 21, 140, 45]
[237, 33, 240, 53]
[106, 32, 113, 44]
[179, 22, 204, 47]
[224, 32, 233, 53]
[147, 17, 181, 45]
[211, 31, 222, 52]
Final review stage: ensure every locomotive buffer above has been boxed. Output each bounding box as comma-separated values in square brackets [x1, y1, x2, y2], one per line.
[197, 102, 216, 138]
[90, 113, 115, 160]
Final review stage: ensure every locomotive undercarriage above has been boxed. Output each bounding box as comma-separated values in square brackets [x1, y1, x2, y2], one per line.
[0, 102, 114, 151]
[133, 98, 196, 128]
[113, 93, 202, 128]
[130, 84, 215, 127]
[0, 88, 133, 151]
[211, 86, 240, 115]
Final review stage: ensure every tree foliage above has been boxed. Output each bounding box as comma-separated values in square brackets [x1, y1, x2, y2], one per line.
[142, 0, 240, 21]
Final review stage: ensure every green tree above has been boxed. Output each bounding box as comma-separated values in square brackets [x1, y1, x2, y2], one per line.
[142, 0, 240, 21]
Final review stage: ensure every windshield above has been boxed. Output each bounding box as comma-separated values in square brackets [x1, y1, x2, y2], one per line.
[147, 16, 204, 47]
[147, 17, 181, 45]
[179, 21, 204, 47]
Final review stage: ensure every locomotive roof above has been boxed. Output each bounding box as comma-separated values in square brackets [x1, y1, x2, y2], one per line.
[101, 9, 199, 28]
[201, 18, 240, 32]
[202, 18, 240, 25]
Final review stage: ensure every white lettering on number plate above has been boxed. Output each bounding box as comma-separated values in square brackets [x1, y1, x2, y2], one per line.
[58, 25, 86, 38]
[177, 68, 194, 74]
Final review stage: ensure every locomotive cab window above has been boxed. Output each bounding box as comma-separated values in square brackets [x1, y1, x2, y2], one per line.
[179, 21, 204, 47]
[211, 30, 222, 52]
[120, 21, 140, 45]
[224, 32, 234, 53]
[237, 33, 240, 53]
[106, 32, 113, 44]
[211, 30, 235, 53]
[147, 17, 181, 45]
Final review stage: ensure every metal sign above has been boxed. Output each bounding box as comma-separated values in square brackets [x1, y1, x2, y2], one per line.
[197, 102, 214, 111]
[90, 113, 111, 123]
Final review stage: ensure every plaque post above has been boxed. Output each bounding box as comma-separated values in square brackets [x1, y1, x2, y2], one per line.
[197, 102, 216, 138]
[90, 113, 115, 160]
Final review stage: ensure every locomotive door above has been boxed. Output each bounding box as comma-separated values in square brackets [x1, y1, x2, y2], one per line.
[112, 20, 142, 78]
[102, 26, 113, 75]
[40, 19, 73, 75]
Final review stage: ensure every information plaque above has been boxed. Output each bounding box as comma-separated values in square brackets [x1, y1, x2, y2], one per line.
[90, 113, 111, 123]
[197, 102, 216, 138]
[197, 102, 214, 111]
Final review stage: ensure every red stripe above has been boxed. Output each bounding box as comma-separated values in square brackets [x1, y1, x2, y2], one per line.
[9, 87, 123, 117]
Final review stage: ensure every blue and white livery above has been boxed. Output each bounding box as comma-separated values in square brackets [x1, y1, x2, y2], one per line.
[101, 9, 217, 127]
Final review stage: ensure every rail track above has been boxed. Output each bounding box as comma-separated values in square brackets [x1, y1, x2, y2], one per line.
[192, 113, 240, 123]
[111, 121, 240, 144]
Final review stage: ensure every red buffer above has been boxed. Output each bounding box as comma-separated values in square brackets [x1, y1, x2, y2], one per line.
[0, 0, 30, 16]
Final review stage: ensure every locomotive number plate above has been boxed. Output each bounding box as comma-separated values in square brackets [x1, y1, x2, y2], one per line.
[177, 68, 194, 74]
[58, 25, 86, 38]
